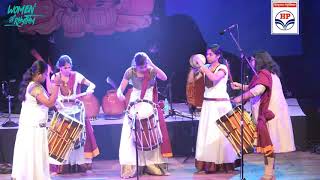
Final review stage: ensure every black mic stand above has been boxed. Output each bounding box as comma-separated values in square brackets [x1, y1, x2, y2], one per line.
[226, 25, 257, 180]
[1, 81, 18, 127]
[182, 105, 196, 163]
[164, 73, 192, 120]
[133, 112, 139, 180]
[163, 73, 195, 163]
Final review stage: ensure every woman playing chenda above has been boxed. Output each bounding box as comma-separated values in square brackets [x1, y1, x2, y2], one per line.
[231, 51, 295, 180]
[12, 60, 60, 180]
[47, 55, 99, 173]
[117, 52, 172, 178]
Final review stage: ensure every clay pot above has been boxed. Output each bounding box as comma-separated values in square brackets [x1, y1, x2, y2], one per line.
[78, 94, 100, 119]
[102, 90, 125, 115]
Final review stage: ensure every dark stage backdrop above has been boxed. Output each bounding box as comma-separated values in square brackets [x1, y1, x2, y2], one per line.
[165, 0, 303, 56]
[0, 0, 319, 112]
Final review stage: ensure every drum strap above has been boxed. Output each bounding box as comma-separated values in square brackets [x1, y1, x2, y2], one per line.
[203, 97, 230, 101]
[140, 70, 151, 99]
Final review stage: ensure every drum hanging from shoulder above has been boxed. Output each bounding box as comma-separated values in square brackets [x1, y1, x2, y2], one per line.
[216, 106, 257, 156]
[58, 99, 86, 150]
[126, 99, 162, 151]
[186, 68, 205, 108]
[48, 111, 84, 164]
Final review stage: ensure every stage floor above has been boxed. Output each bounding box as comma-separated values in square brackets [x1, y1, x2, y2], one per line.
[1, 151, 320, 180]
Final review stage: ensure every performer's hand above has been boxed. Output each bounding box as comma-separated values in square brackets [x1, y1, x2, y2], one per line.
[195, 58, 205, 67]
[55, 99, 65, 109]
[147, 57, 155, 67]
[230, 82, 242, 90]
[116, 88, 125, 101]
[85, 90, 94, 95]
[47, 65, 53, 76]
[53, 73, 61, 86]
[191, 67, 200, 74]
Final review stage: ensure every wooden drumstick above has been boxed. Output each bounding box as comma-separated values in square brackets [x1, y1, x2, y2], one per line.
[30, 48, 44, 61]
[30, 48, 54, 71]
[224, 59, 234, 83]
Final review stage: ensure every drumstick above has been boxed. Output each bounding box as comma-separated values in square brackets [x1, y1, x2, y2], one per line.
[30, 48, 54, 71]
[30, 48, 44, 61]
[106, 76, 117, 89]
[224, 59, 234, 83]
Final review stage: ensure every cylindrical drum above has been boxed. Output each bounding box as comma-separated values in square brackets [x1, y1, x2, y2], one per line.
[186, 68, 205, 108]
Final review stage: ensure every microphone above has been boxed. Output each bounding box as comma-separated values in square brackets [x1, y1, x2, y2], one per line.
[219, 24, 238, 35]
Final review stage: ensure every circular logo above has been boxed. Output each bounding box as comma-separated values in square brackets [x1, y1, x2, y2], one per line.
[275, 10, 295, 30]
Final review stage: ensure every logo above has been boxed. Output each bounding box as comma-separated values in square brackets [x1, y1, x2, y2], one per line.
[275, 10, 295, 30]
[4, 3, 43, 27]
[271, 0, 299, 35]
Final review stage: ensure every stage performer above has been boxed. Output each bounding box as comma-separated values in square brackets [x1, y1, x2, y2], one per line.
[117, 52, 172, 178]
[47, 55, 99, 174]
[231, 51, 296, 180]
[194, 44, 238, 174]
[12, 60, 60, 180]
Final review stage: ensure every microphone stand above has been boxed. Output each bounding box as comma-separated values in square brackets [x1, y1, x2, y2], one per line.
[164, 73, 192, 119]
[1, 81, 18, 127]
[227, 26, 256, 180]
[134, 112, 139, 180]
[163, 73, 195, 162]
[183, 105, 196, 163]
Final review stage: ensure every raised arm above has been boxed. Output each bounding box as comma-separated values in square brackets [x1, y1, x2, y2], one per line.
[149, 62, 167, 81]
[33, 75, 60, 107]
[117, 78, 129, 101]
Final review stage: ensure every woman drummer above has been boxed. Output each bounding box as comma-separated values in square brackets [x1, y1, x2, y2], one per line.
[117, 52, 172, 178]
[47, 55, 99, 174]
[194, 44, 238, 174]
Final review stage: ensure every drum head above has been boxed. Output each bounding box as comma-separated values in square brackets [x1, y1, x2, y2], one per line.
[60, 99, 83, 115]
[127, 100, 155, 120]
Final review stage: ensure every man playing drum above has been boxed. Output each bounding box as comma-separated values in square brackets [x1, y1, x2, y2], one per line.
[117, 52, 172, 179]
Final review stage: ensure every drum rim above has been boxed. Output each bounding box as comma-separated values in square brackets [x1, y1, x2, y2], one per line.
[127, 99, 156, 108]
[60, 98, 84, 106]
[218, 106, 244, 122]
[126, 99, 157, 120]
[52, 111, 85, 125]
[136, 142, 162, 151]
